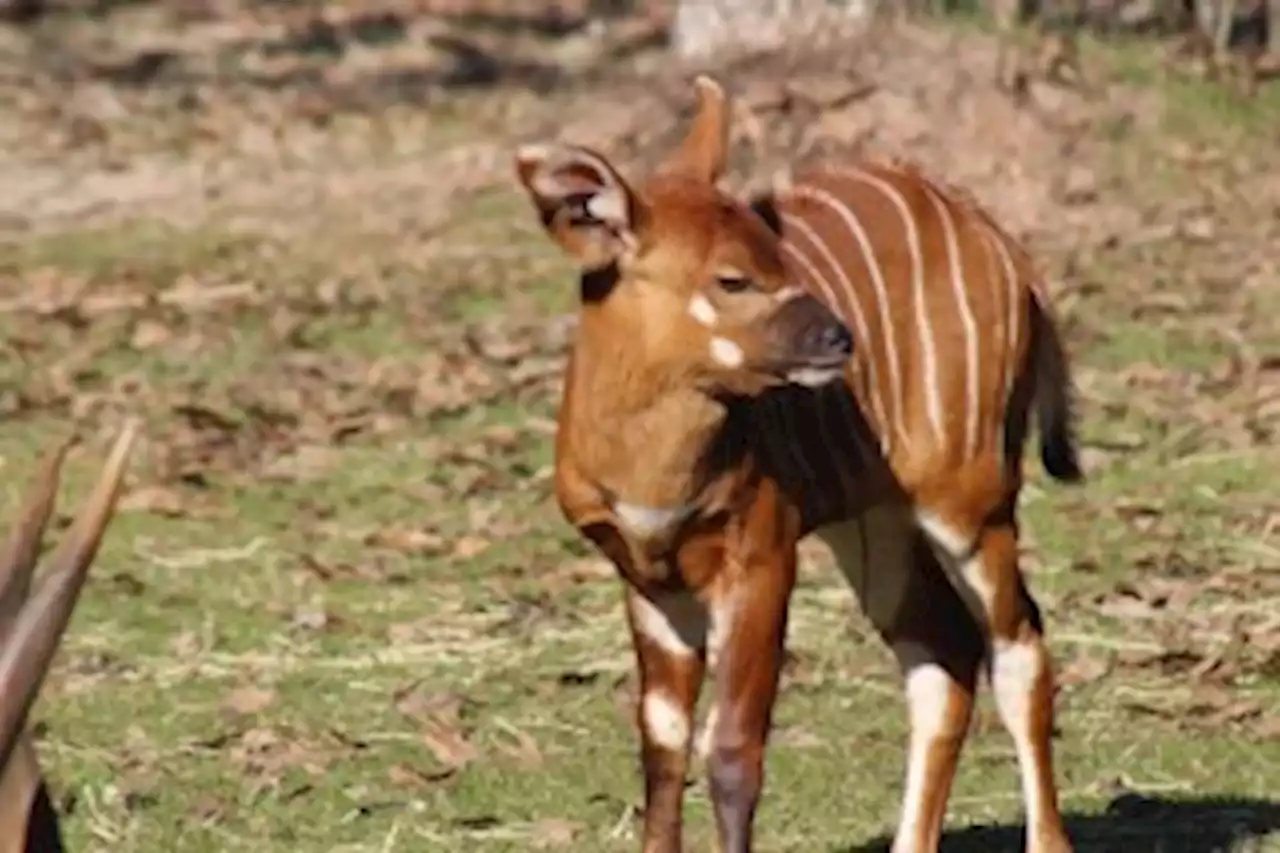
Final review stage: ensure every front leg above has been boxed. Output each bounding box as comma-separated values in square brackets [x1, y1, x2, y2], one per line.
[703, 536, 799, 853]
[626, 589, 708, 853]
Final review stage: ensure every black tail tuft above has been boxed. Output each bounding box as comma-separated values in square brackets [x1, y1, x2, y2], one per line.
[1030, 296, 1084, 484]
[1040, 405, 1084, 484]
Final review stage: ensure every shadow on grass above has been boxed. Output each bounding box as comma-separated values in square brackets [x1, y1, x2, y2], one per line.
[842, 793, 1280, 852]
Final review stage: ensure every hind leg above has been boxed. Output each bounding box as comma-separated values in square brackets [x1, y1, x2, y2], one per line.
[917, 505, 1072, 853]
[888, 546, 985, 852]
[819, 510, 984, 852]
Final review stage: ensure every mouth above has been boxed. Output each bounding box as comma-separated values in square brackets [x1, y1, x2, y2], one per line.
[785, 363, 847, 388]
[774, 351, 848, 388]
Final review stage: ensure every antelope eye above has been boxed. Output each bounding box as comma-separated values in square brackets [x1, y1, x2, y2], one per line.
[716, 274, 754, 294]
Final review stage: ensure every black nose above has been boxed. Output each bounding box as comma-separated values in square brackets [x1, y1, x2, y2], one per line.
[817, 322, 853, 358]
[768, 293, 853, 363]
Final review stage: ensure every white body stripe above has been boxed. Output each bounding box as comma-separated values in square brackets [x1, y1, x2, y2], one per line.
[976, 226, 1004, 450]
[826, 168, 944, 446]
[769, 167, 1042, 501]
[982, 221, 1021, 450]
[924, 185, 980, 459]
[748, 165, 1045, 538]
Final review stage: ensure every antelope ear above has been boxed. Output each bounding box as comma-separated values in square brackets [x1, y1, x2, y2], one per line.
[746, 189, 784, 237]
[514, 144, 646, 269]
[665, 75, 730, 185]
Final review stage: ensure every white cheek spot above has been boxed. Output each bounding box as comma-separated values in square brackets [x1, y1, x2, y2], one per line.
[710, 336, 745, 368]
[643, 691, 691, 752]
[772, 285, 804, 303]
[687, 294, 719, 327]
[629, 592, 707, 658]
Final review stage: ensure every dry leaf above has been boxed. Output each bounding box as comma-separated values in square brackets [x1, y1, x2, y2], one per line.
[492, 717, 544, 768]
[452, 534, 491, 559]
[365, 526, 448, 555]
[222, 686, 278, 717]
[421, 722, 477, 771]
[388, 761, 457, 788]
[530, 818, 583, 849]
[393, 685, 477, 770]
[119, 485, 189, 517]
[1057, 653, 1113, 688]
[130, 319, 172, 350]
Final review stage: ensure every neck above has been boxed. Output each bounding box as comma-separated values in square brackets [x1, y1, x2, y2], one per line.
[562, 301, 733, 511]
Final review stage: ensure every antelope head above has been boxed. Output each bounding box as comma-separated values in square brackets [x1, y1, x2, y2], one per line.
[514, 75, 852, 402]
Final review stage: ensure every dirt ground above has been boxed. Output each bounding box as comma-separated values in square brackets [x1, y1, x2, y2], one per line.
[0, 4, 1278, 852]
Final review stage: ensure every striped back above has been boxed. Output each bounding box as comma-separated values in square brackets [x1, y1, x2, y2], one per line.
[743, 162, 1040, 529]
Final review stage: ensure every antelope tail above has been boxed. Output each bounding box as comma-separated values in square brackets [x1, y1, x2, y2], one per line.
[1029, 293, 1084, 484]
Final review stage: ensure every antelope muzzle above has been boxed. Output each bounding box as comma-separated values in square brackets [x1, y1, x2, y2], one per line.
[767, 293, 851, 387]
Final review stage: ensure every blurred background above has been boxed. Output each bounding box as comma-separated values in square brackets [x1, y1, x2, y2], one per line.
[0, 2, 1277, 851]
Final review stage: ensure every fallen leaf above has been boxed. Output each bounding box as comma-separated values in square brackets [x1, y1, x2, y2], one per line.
[393, 685, 478, 770]
[365, 526, 448, 555]
[452, 534, 491, 559]
[530, 818, 583, 849]
[388, 761, 457, 788]
[421, 721, 477, 771]
[130, 318, 172, 350]
[187, 792, 230, 823]
[291, 606, 345, 633]
[119, 485, 190, 517]
[1057, 653, 1113, 688]
[226, 722, 343, 784]
[222, 686, 277, 717]
[491, 716, 544, 768]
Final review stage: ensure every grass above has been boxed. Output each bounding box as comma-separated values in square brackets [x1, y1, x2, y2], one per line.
[942, 1, 1280, 134]
[1, 7, 1278, 853]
